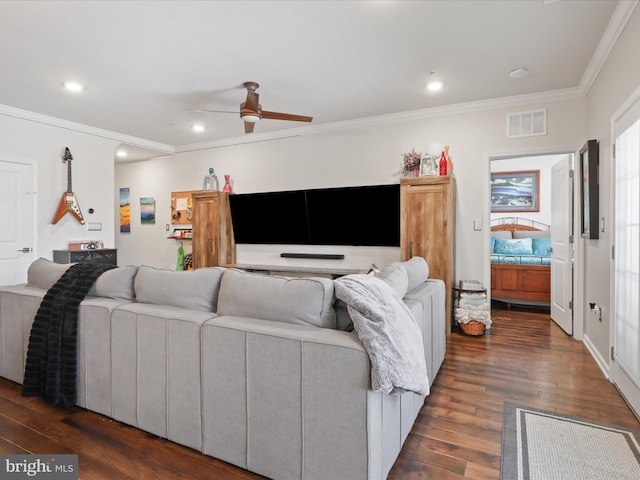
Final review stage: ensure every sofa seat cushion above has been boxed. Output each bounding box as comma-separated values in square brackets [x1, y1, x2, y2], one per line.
[217, 269, 336, 328]
[134, 265, 224, 312]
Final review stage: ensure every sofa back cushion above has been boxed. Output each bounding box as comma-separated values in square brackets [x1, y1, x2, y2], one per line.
[87, 265, 138, 299]
[217, 269, 336, 328]
[27, 257, 71, 289]
[378, 263, 409, 298]
[379, 256, 429, 294]
[135, 265, 224, 312]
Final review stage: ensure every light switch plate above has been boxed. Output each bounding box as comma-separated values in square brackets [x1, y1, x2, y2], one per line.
[473, 219, 482, 231]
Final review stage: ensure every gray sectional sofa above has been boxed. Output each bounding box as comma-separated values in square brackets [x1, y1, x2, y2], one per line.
[0, 257, 446, 480]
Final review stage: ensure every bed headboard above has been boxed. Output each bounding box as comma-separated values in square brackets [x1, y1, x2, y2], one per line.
[491, 217, 550, 236]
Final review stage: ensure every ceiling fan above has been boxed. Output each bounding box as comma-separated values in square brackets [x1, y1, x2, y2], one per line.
[188, 81, 313, 133]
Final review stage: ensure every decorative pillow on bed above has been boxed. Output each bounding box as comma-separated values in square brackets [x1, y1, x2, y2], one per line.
[532, 237, 551, 256]
[493, 237, 533, 255]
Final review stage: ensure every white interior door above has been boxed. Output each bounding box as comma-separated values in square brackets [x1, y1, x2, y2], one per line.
[612, 91, 640, 417]
[0, 160, 35, 285]
[550, 155, 573, 334]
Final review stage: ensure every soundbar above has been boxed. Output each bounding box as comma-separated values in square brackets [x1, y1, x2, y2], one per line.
[280, 253, 345, 260]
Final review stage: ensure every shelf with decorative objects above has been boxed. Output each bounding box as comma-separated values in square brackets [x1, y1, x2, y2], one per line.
[167, 228, 192, 240]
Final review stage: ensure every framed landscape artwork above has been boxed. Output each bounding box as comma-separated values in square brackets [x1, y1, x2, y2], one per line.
[490, 170, 540, 212]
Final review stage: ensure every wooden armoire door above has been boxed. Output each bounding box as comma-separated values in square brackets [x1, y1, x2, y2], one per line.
[400, 176, 456, 332]
[191, 191, 235, 268]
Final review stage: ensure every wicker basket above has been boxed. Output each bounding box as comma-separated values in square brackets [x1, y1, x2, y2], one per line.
[460, 320, 485, 336]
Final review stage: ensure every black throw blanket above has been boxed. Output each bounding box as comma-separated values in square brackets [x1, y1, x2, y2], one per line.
[22, 261, 116, 406]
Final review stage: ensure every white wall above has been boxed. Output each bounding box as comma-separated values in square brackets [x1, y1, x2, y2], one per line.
[116, 97, 586, 278]
[0, 115, 118, 261]
[490, 154, 565, 227]
[583, 6, 640, 363]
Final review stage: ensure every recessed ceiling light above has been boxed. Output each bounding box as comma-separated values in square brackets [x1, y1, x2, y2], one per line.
[427, 80, 443, 92]
[192, 124, 205, 133]
[116, 150, 128, 158]
[426, 70, 443, 92]
[63, 81, 84, 92]
[509, 67, 530, 79]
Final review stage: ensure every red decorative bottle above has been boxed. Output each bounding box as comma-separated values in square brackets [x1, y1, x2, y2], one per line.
[439, 151, 447, 176]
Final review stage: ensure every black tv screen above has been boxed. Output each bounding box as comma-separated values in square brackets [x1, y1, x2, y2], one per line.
[228, 190, 309, 244]
[228, 184, 400, 247]
[306, 184, 400, 246]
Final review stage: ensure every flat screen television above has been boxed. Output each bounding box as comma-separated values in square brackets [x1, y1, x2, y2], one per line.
[228, 190, 309, 244]
[228, 184, 400, 247]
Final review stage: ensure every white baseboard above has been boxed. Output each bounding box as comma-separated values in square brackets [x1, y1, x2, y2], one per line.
[583, 334, 611, 380]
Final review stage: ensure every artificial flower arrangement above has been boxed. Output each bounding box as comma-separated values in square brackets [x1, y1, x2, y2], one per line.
[401, 148, 422, 176]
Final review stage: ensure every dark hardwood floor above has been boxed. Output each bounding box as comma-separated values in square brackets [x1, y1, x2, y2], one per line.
[1, 309, 638, 479]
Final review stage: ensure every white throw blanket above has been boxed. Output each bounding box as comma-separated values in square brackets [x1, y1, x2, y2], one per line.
[334, 274, 429, 395]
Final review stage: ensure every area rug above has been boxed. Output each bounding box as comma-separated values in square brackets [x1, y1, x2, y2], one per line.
[501, 402, 640, 480]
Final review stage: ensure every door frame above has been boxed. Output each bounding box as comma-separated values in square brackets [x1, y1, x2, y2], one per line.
[483, 146, 583, 340]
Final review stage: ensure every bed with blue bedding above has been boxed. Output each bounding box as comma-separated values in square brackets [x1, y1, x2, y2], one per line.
[490, 219, 551, 305]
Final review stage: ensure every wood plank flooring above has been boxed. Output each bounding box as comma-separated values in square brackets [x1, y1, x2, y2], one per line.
[1, 309, 638, 479]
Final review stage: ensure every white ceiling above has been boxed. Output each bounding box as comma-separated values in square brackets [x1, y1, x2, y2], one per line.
[0, 0, 628, 161]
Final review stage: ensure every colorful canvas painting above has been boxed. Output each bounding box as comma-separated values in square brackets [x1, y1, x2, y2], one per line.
[119, 187, 131, 233]
[490, 170, 540, 212]
[140, 197, 156, 224]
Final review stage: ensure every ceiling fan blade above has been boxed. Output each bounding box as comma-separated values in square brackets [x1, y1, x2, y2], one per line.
[244, 121, 255, 134]
[185, 108, 238, 114]
[261, 110, 313, 122]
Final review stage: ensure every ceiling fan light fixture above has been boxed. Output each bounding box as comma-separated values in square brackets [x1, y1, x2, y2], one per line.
[242, 114, 261, 123]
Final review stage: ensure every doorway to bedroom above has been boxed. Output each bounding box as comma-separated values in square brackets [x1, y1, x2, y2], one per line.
[487, 152, 575, 334]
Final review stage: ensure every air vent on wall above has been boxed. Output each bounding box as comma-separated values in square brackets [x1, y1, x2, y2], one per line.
[507, 109, 547, 138]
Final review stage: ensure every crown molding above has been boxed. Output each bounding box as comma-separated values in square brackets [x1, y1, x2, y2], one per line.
[579, 0, 638, 94]
[0, 104, 174, 154]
